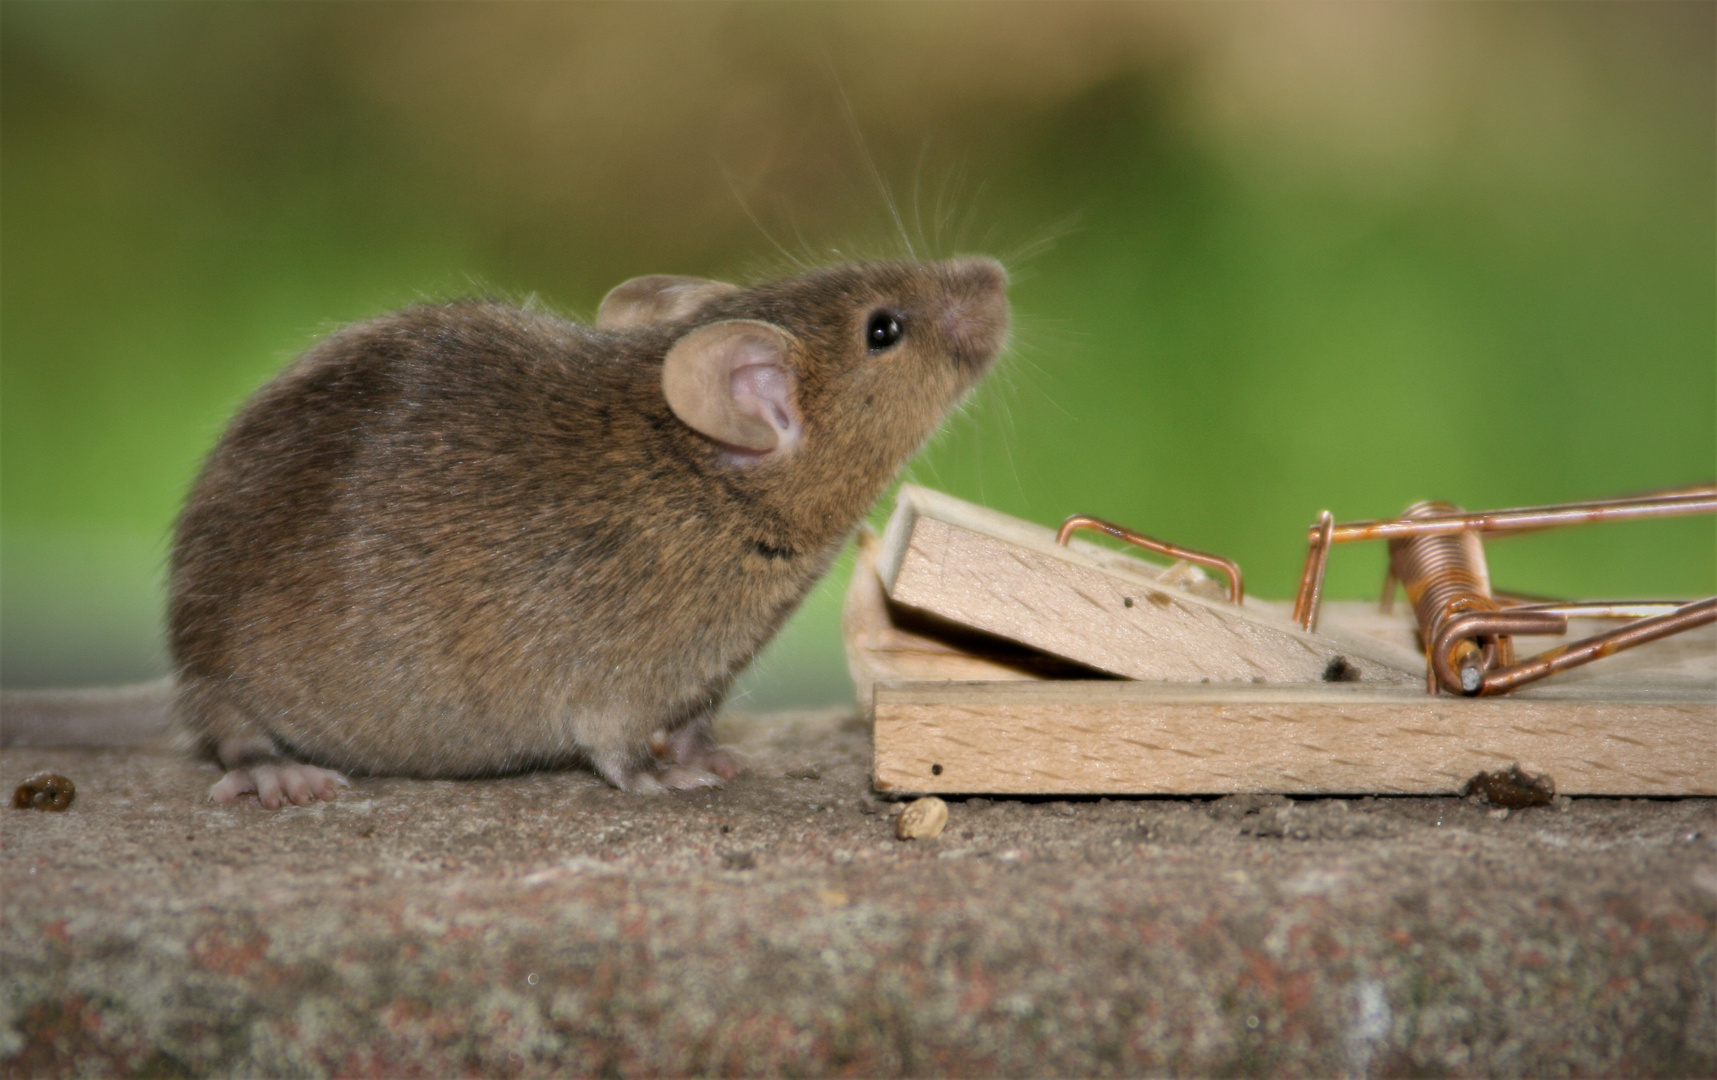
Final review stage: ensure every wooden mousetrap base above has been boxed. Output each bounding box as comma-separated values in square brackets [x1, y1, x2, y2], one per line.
[847, 492, 1717, 798]
[871, 679, 1715, 797]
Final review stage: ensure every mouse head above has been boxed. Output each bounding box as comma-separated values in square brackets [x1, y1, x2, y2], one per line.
[600, 257, 1009, 542]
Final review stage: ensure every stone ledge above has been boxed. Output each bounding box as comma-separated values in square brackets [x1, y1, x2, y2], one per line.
[3, 709, 1714, 1077]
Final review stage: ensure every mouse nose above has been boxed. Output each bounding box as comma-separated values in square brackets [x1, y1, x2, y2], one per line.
[938, 257, 1010, 369]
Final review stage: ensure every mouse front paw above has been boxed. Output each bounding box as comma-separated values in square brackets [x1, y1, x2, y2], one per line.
[210, 762, 349, 809]
[593, 748, 727, 794]
[658, 766, 725, 790]
[651, 722, 744, 781]
[603, 764, 724, 794]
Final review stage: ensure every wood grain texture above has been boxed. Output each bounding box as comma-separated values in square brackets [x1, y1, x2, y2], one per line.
[873, 679, 1717, 796]
[843, 528, 1052, 712]
[876, 485, 1420, 685]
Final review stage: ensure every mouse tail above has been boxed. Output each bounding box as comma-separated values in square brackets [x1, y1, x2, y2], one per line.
[0, 677, 175, 747]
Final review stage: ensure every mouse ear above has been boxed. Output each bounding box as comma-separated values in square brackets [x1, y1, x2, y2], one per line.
[597, 275, 740, 331]
[662, 319, 802, 455]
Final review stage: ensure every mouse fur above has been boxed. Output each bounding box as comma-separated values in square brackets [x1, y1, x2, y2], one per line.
[170, 257, 1009, 804]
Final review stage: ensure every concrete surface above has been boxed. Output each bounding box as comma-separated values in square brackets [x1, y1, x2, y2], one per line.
[3, 708, 1714, 1078]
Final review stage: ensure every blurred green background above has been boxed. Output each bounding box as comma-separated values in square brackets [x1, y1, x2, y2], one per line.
[4, 2, 1713, 704]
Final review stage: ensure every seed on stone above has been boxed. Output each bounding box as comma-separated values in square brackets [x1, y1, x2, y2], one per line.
[895, 796, 949, 841]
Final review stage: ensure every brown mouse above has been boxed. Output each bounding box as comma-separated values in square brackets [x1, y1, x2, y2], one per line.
[169, 257, 1009, 807]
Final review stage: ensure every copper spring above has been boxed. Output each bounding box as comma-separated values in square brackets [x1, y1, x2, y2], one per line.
[1293, 483, 1717, 632]
[1387, 502, 1512, 693]
[1290, 484, 1716, 694]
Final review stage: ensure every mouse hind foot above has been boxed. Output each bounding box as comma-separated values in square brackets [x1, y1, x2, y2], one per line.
[210, 758, 349, 809]
[183, 685, 349, 809]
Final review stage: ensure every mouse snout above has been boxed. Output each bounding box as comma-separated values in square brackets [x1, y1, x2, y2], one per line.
[936, 257, 1010, 370]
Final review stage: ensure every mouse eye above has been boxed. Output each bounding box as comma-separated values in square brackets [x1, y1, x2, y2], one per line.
[865, 311, 903, 353]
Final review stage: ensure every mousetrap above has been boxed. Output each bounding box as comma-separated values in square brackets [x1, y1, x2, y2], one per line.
[849, 484, 1716, 797]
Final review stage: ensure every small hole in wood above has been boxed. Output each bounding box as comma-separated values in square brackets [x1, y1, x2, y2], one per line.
[1122, 597, 1134, 608]
[931, 764, 943, 776]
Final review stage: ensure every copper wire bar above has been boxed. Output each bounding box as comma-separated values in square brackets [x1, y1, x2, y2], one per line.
[1291, 511, 1334, 629]
[1503, 601, 1692, 620]
[1439, 597, 1717, 696]
[1489, 587, 1562, 606]
[1326, 487, 1716, 545]
[1057, 515, 1244, 605]
[1292, 483, 1716, 631]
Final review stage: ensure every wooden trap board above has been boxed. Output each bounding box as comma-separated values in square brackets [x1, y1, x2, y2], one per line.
[850, 487, 1717, 797]
[873, 485, 1422, 686]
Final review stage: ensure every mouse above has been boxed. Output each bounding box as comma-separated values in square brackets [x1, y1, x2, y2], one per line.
[168, 256, 1009, 807]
